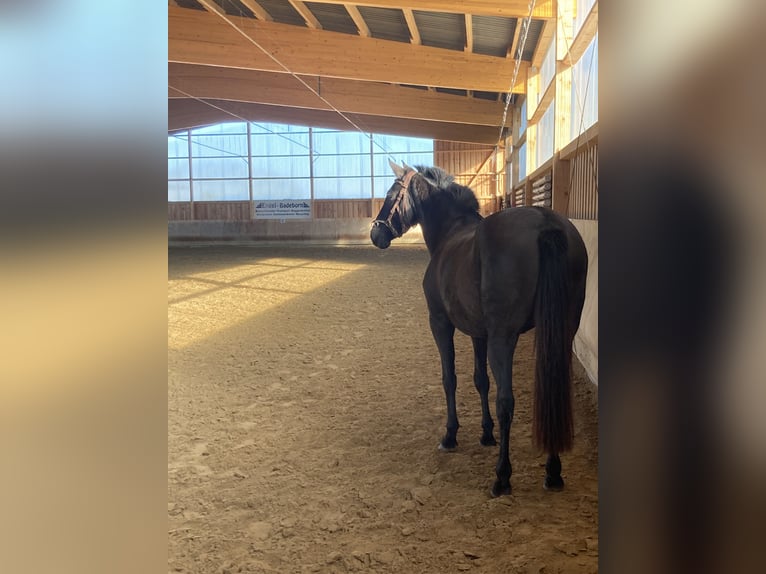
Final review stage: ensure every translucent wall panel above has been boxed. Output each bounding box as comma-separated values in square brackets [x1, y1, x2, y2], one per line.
[251, 155, 310, 179]
[251, 178, 311, 200]
[191, 157, 249, 179]
[571, 34, 598, 137]
[168, 158, 189, 180]
[313, 154, 371, 177]
[168, 180, 190, 202]
[536, 104, 555, 167]
[313, 130, 369, 155]
[193, 179, 250, 201]
[167, 133, 188, 158]
[314, 177, 372, 199]
[169, 121, 433, 203]
[539, 38, 556, 97]
[575, 0, 596, 35]
[518, 143, 527, 181]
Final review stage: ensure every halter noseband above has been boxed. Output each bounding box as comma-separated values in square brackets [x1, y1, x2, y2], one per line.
[372, 170, 417, 238]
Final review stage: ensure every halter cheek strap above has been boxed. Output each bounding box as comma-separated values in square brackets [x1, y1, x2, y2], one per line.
[372, 170, 417, 238]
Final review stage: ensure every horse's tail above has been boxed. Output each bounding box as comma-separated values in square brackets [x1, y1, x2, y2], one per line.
[533, 226, 574, 454]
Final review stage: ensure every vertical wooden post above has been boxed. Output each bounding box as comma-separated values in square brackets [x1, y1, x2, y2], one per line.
[247, 122, 254, 219]
[524, 177, 533, 207]
[308, 127, 315, 220]
[369, 134, 375, 218]
[187, 129, 194, 220]
[552, 153, 570, 216]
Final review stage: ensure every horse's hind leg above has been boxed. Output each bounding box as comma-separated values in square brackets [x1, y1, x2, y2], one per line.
[429, 315, 459, 450]
[544, 453, 564, 491]
[487, 333, 519, 497]
[471, 337, 496, 446]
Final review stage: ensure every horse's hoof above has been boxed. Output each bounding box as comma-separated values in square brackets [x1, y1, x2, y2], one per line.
[543, 475, 565, 491]
[490, 480, 512, 498]
[438, 440, 457, 452]
[480, 434, 497, 446]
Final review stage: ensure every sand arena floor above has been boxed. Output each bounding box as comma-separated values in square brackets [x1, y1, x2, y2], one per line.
[168, 244, 598, 573]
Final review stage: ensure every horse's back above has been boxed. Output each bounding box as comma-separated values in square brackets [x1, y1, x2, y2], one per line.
[476, 207, 587, 334]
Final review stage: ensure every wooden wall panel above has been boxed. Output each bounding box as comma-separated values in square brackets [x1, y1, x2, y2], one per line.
[193, 201, 251, 220]
[434, 140, 503, 215]
[169, 203, 192, 220]
[314, 200, 372, 219]
[567, 142, 598, 220]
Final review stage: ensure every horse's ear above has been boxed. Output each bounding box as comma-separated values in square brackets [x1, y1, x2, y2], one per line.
[402, 161, 413, 172]
[389, 159, 406, 179]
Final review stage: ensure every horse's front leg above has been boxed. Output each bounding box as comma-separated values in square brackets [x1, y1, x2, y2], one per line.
[471, 337, 496, 446]
[429, 314, 458, 451]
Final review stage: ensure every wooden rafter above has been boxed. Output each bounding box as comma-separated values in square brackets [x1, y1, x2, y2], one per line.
[507, 16, 522, 58]
[169, 5, 528, 93]
[402, 9, 420, 45]
[289, 1, 322, 29]
[466, 148, 497, 187]
[561, 2, 598, 67]
[237, 0, 272, 21]
[531, 19, 554, 69]
[465, 14, 473, 52]
[168, 98, 501, 144]
[345, 4, 370, 37]
[168, 63, 506, 125]
[296, 1, 555, 19]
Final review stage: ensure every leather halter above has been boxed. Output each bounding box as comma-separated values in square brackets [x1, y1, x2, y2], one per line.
[371, 170, 417, 238]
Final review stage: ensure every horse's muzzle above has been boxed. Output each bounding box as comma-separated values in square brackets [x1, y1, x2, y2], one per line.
[370, 221, 392, 249]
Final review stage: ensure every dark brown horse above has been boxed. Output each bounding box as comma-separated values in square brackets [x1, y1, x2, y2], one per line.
[371, 161, 588, 496]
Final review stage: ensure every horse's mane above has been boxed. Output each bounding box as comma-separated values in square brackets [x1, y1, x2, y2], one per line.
[415, 165, 480, 214]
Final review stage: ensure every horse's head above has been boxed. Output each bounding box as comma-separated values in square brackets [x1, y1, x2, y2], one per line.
[370, 160, 421, 249]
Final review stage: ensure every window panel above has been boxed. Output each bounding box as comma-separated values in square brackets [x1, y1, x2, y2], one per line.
[520, 99, 528, 134]
[168, 158, 189, 180]
[193, 179, 250, 201]
[373, 176, 398, 198]
[313, 131, 369, 155]
[313, 154, 371, 177]
[314, 177, 372, 199]
[192, 157, 249, 179]
[168, 180, 190, 202]
[251, 155, 310, 179]
[571, 34, 598, 138]
[575, 0, 597, 35]
[250, 133, 310, 156]
[191, 134, 248, 158]
[168, 121, 434, 205]
[537, 105, 555, 166]
[519, 143, 527, 181]
[372, 134, 432, 155]
[539, 38, 556, 97]
[168, 134, 188, 158]
[251, 178, 311, 200]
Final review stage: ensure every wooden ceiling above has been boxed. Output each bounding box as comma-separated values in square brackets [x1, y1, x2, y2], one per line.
[168, 0, 553, 143]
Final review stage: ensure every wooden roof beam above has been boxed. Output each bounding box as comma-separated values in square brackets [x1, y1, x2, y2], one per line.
[507, 17, 522, 58]
[168, 98, 502, 144]
[345, 4, 370, 37]
[531, 19, 554, 69]
[169, 5, 528, 93]
[559, 2, 598, 67]
[168, 63, 506, 125]
[402, 9, 420, 45]
[465, 14, 473, 52]
[239, 0, 272, 21]
[295, 1, 554, 19]
[289, 1, 322, 29]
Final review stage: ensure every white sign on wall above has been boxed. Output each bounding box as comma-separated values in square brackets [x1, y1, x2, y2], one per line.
[254, 200, 311, 219]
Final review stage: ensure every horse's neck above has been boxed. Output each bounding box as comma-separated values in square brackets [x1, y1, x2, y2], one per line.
[420, 201, 480, 254]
